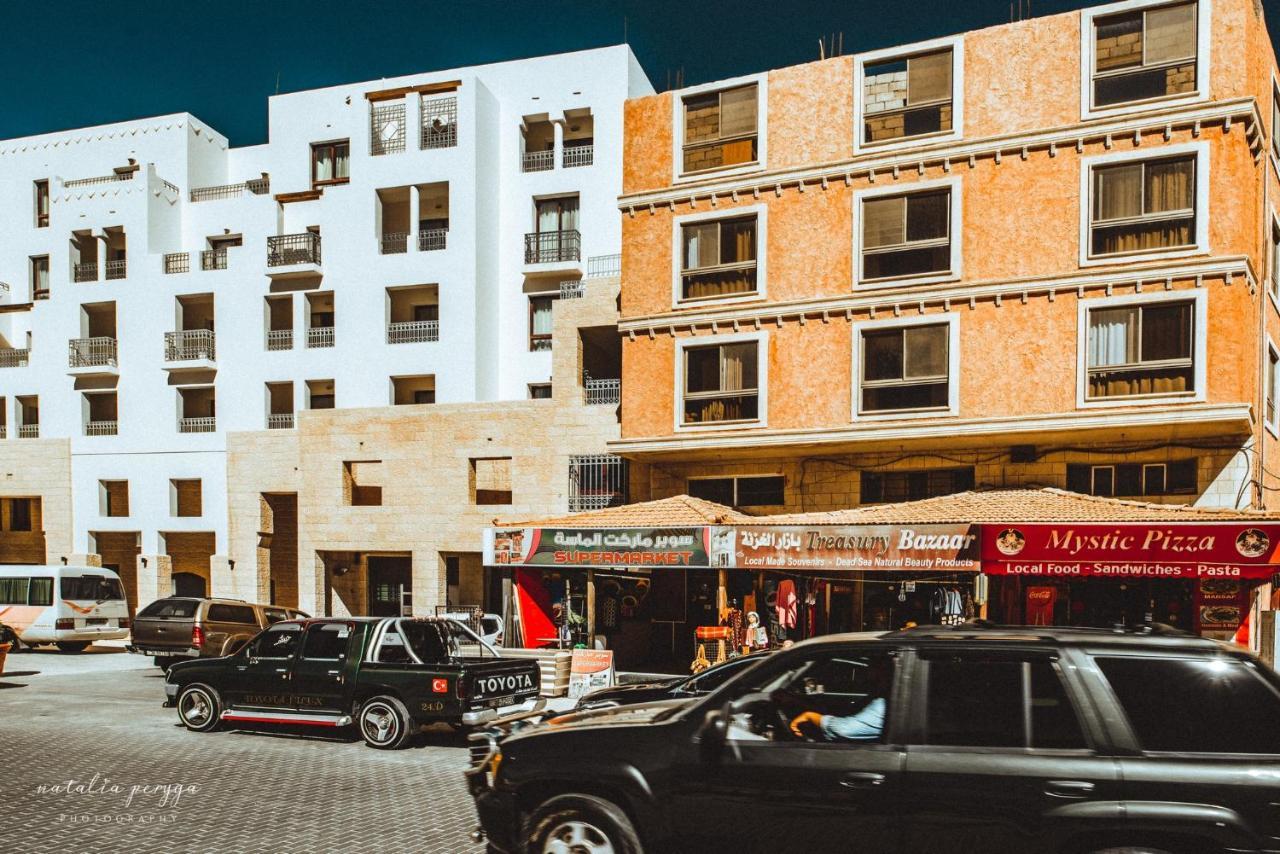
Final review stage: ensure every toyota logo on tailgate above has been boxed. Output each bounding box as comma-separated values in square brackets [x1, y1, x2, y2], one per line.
[478, 673, 534, 694]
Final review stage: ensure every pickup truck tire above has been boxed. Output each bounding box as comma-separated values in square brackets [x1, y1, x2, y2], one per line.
[524, 794, 642, 854]
[176, 684, 222, 733]
[358, 695, 413, 750]
[56, 641, 91, 653]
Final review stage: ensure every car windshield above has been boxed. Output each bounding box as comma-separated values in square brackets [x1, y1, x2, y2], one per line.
[138, 599, 199, 618]
[61, 576, 125, 601]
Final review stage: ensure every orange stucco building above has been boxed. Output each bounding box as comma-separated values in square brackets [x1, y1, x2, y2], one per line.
[612, 0, 1280, 520]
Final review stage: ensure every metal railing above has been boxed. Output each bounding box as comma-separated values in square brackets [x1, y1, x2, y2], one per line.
[34, 288, 50, 301]
[266, 329, 293, 351]
[563, 144, 594, 168]
[105, 259, 127, 280]
[587, 253, 621, 278]
[307, 326, 334, 348]
[165, 329, 216, 362]
[267, 233, 321, 267]
[584, 378, 621, 406]
[418, 227, 448, 251]
[17, 424, 38, 439]
[524, 229, 580, 264]
[160, 179, 180, 195]
[522, 149, 554, 172]
[560, 280, 584, 299]
[200, 249, 228, 271]
[63, 171, 134, 189]
[0, 348, 30, 368]
[190, 177, 269, 202]
[68, 337, 117, 368]
[380, 232, 409, 255]
[267, 413, 295, 430]
[164, 252, 190, 274]
[178, 417, 216, 434]
[370, 101, 406, 155]
[568, 454, 628, 512]
[73, 263, 98, 283]
[420, 96, 458, 149]
[387, 320, 439, 344]
[85, 420, 118, 437]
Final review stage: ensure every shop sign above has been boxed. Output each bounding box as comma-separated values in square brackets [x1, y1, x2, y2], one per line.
[567, 649, 616, 700]
[712, 524, 981, 572]
[982, 523, 1280, 579]
[485, 527, 710, 568]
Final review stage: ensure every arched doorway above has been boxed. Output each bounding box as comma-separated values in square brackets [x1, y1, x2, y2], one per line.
[172, 572, 206, 598]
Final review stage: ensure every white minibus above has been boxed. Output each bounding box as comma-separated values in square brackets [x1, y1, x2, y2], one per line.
[0, 564, 130, 652]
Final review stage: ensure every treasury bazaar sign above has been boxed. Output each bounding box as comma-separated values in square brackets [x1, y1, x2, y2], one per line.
[485, 527, 711, 567]
[715, 525, 981, 572]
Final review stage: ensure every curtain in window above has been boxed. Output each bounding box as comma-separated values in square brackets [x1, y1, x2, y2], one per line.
[531, 298, 554, 336]
[1145, 2, 1197, 63]
[314, 148, 334, 182]
[904, 325, 947, 378]
[1088, 307, 1138, 367]
[33, 259, 48, 292]
[682, 219, 756, 299]
[335, 145, 350, 179]
[0, 576, 28, 606]
[1095, 164, 1143, 220]
[1145, 159, 1193, 213]
[908, 50, 952, 104]
[684, 223, 718, 270]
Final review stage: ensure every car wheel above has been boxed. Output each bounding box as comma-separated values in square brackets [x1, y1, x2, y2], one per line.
[524, 794, 642, 854]
[176, 684, 222, 733]
[55, 641, 90, 653]
[358, 696, 413, 750]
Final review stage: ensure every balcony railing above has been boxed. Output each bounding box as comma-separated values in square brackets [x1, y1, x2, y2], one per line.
[307, 326, 334, 348]
[560, 280, 584, 300]
[33, 288, 50, 301]
[588, 253, 621, 278]
[418, 227, 448, 251]
[387, 320, 439, 344]
[0, 348, 30, 368]
[267, 233, 321, 267]
[178, 417, 216, 434]
[267, 413, 295, 430]
[68, 337, 117, 368]
[164, 252, 190, 274]
[85, 420, 118, 437]
[266, 329, 293, 351]
[17, 424, 38, 439]
[522, 149, 554, 172]
[63, 171, 134, 189]
[524, 230, 580, 264]
[190, 177, 269, 202]
[380, 232, 409, 255]
[568, 454, 628, 513]
[563, 144, 594, 168]
[105, 259, 127, 280]
[584, 378, 621, 406]
[201, 249, 229, 271]
[420, 96, 458, 149]
[165, 330, 216, 362]
[73, 263, 97, 283]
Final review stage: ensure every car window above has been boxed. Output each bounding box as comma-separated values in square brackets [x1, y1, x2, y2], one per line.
[301, 623, 352, 660]
[262, 608, 289, 624]
[0, 577, 29, 605]
[138, 599, 198, 619]
[688, 657, 752, 693]
[60, 576, 124, 601]
[375, 626, 416, 664]
[251, 624, 301, 659]
[1097, 656, 1280, 754]
[206, 604, 258, 625]
[922, 655, 1086, 750]
[27, 577, 53, 607]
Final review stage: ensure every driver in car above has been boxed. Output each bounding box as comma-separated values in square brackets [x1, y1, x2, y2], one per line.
[784, 656, 892, 742]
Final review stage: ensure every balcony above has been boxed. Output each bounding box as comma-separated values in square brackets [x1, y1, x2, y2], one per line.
[522, 149, 554, 173]
[418, 227, 448, 252]
[0, 348, 30, 368]
[67, 337, 118, 376]
[387, 320, 439, 344]
[267, 413, 295, 430]
[189, 177, 269, 203]
[568, 454, 628, 512]
[62, 171, 134, 190]
[588, 253, 621, 279]
[380, 232, 409, 255]
[105, 259, 127, 281]
[200, 250, 228, 271]
[524, 230, 581, 266]
[307, 326, 334, 348]
[584, 378, 621, 406]
[178, 417, 216, 434]
[560, 280, 584, 300]
[563, 144, 594, 168]
[85, 420, 118, 437]
[164, 253, 190, 274]
[17, 424, 38, 439]
[266, 330, 293, 351]
[266, 233, 321, 279]
[164, 330, 216, 371]
[74, 263, 98, 283]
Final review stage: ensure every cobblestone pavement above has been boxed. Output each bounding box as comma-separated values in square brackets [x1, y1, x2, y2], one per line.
[0, 648, 486, 853]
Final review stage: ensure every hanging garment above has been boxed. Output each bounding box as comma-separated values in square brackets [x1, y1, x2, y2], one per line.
[930, 587, 946, 620]
[944, 588, 963, 616]
[777, 579, 798, 630]
[724, 608, 745, 649]
[962, 590, 975, 620]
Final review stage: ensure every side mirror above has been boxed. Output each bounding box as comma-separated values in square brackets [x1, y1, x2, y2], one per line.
[698, 703, 731, 761]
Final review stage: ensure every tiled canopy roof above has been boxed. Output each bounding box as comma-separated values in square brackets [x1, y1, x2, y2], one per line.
[500, 494, 755, 528]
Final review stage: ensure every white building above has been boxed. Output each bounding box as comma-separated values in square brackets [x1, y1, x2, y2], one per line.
[0, 45, 652, 611]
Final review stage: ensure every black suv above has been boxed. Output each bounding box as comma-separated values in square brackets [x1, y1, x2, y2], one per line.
[467, 625, 1280, 854]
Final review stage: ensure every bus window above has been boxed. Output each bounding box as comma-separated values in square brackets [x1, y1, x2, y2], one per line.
[28, 577, 52, 606]
[60, 576, 125, 601]
[0, 577, 29, 605]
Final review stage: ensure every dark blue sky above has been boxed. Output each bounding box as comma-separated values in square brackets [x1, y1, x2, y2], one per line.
[3, 0, 1277, 146]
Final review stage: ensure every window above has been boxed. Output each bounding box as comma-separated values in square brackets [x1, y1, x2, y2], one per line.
[1271, 218, 1280, 302]
[1090, 2, 1198, 110]
[311, 140, 350, 186]
[263, 608, 290, 624]
[922, 654, 1087, 749]
[529, 294, 556, 351]
[1089, 155, 1196, 258]
[681, 84, 758, 175]
[60, 576, 125, 602]
[528, 383, 552, 400]
[472, 457, 513, 505]
[860, 467, 974, 504]
[1085, 299, 1194, 399]
[344, 461, 383, 507]
[252, 623, 301, 658]
[302, 623, 351, 659]
[370, 100, 406, 156]
[206, 603, 257, 624]
[688, 475, 785, 507]
[30, 256, 49, 300]
[7, 498, 33, 532]
[1066, 459, 1197, 497]
[534, 196, 579, 234]
[859, 323, 950, 414]
[1097, 656, 1280, 754]
[680, 214, 758, 301]
[28, 577, 52, 606]
[0, 577, 28, 605]
[100, 480, 129, 518]
[445, 556, 460, 607]
[859, 187, 953, 282]
[138, 599, 199, 618]
[682, 340, 760, 425]
[1270, 347, 1279, 430]
[34, 180, 49, 228]
[862, 48, 953, 145]
[1273, 83, 1280, 162]
[171, 479, 202, 517]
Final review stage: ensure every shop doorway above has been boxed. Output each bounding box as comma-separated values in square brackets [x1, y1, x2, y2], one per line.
[368, 556, 411, 617]
[173, 572, 206, 598]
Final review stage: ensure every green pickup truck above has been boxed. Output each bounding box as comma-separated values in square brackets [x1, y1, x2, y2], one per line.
[163, 616, 541, 748]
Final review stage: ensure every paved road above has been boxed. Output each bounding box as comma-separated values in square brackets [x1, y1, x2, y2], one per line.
[0, 645, 486, 853]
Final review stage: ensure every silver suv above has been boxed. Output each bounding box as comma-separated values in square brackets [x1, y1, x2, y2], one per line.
[128, 597, 308, 670]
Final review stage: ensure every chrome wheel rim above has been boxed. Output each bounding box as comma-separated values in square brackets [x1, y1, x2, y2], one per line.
[361, 703, 397, 744]
[180, 689, 211, 725]
[543, 820, 615, 854]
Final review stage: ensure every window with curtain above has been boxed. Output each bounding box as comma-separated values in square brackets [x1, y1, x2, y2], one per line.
[863, 48, 953, 144]
[1092, 2, 1197, 108]
[535, 197, 579, 234]
[529, 294, 556, 351]
[682, 84, 758, 174]
[30, 256, 49, 299]
[311, 140, 350, 186]
[1270, 349, 1279, 427]
[682, 341, 759, 425]
[1090, 155, 1195, 257]
[859, 323, 950, 413]
[1272, 221, 1280, 302]
[681, 215, 758, 300]
[1086, 300, 1194, 399]
[34, 179, 49, 228]
[861, 189, 951, 281]
[1273, 85, 1280, 161]
[0, 576, 28, 605]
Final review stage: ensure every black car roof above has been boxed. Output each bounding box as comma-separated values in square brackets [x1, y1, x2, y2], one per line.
[821, 621, 1229, 652]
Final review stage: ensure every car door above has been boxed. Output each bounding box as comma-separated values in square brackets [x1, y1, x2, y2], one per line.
[226, 622, 302, 711]
[897, 646, 1121, 854]
[667, 644, 905, 854]
[291, 621, 355, 715]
